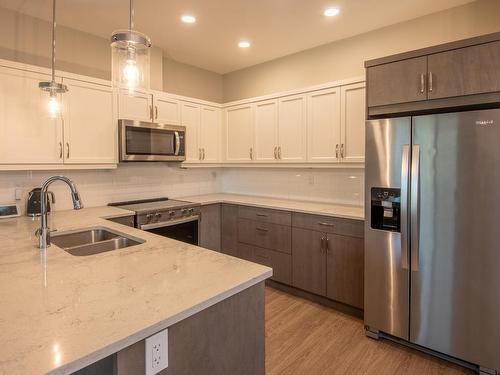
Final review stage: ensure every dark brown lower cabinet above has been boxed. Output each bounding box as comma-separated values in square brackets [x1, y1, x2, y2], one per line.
[291, 228, 326, 296]
[221, 204, 239, 257]
[199, 204, 221, 251]
[326, 234, 364, 309]
[292, 226, 364, 309]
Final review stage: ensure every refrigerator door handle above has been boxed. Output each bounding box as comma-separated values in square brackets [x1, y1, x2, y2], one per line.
[411, 145, 420, 272]
[400, 145, 410, 270]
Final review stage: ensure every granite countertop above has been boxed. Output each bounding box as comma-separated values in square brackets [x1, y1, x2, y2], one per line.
[0, 207, 271, 375]
[180, 193, 365, 221]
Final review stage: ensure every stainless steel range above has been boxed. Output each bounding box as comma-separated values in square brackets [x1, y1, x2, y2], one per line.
[109, 198, 200, 245]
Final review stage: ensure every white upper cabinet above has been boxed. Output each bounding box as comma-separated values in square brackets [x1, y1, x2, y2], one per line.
[153, 93, 180, 124]
[278, 95, 307, 162]
[181, 102, 201, 162]
[62, 78, 117, 164]
[340, 82, 365, 163]
[118, 89, 152, 122]
[254, 100, 278, 162]
[199, 106, 221, 163]
[307, 87, 341, 163]
[225, 104, 254, 162]
[0, 66, 63, 164]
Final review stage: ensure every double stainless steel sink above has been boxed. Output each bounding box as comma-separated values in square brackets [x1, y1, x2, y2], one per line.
[51, 227, 144, 256]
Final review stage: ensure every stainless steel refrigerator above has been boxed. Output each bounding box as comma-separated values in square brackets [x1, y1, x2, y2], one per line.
[364, 108, 500, 373]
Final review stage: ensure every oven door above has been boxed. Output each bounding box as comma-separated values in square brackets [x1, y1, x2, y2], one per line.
[119, 120, 186, 162]
[139, 217, 199, 245]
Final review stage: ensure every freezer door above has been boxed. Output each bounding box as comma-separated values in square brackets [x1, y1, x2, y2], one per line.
[365, 117, 411, 340]
[411, 109, 500, 370]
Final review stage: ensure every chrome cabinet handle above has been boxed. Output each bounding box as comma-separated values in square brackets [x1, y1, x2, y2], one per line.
[149, 105, 153, 120]
[278, 146, 282, 159]
[325, 236, 330, 253]
[202, 148, 205, 160]
[318, 221, 334, 227]
[58, 142, 63, 159]
[320, 236, 326, 253]
[335, 144, 339, 159]
[428, 72, 433, 92]
[199, 148, 201, 160]
[250, 147, 253, 160]
[274, 146, 277, 159]
[340, 144, 345, 158]
[256, 213, 268, 217]
[420, 73, 426, 94]
[66, 142, 70, 159]
[155, 105, 158, 119]
[256, 227, 269, 232]
[400, 145, 410, 270]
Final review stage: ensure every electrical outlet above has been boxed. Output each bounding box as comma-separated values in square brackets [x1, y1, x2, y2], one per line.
[145, 329, 168, 375]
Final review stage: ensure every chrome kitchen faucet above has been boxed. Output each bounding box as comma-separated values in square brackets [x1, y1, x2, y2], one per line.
[36, 176, 83, 249]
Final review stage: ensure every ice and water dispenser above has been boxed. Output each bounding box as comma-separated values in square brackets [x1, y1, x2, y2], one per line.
[370, 188, 401, 232]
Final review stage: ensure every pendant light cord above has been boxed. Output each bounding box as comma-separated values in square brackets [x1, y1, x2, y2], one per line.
[51, 0, 56, 82]
[129, 0, 134, 30]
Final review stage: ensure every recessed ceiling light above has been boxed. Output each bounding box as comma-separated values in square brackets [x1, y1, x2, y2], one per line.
[181, 15, 196, 24]
[238, 41, 251, 48]
[324, 7, 340, 17]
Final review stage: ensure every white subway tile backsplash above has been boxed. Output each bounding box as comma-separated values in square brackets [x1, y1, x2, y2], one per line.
[0, 165, 364, 215]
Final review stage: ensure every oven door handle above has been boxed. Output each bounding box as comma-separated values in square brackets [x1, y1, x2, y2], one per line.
[139, 215, 199, 231]
[174, 131, 180, 156]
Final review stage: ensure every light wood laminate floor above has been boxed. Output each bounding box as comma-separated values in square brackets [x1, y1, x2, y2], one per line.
[265, 287, 474, 375]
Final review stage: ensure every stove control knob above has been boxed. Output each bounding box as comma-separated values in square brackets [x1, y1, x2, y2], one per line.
[188, 208, 195, 214]
[181, 208, 188, 216]
[146, 213, 153, 222]
[155, 212, 162, 220]
[168, 210, 175, 218]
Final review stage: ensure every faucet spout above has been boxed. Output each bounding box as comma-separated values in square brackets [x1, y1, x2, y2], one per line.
[37, 176, 83, 249]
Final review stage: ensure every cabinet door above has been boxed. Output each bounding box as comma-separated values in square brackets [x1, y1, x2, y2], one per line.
[199, 106, 221, 163]
[254, 100, 278, 162]
[62, 79, 116, 164]
[181, 102, 201, 162]
[221, 204, 239, 256]
[340, 82, 366, 163]
[427, 41, 500, 100]
[367, 56, 427, 107]
[118, 89, 152, 121]
[225, 105, 254, 162]
[307, 88, 341, 163]
[199, 204, 221, 251]
[0, 67, 63, 164]
[326, 234, 364, 309]
[292, 227, 326, 296]
[153, 94, 180, 124]
[278, 95, 307, 162]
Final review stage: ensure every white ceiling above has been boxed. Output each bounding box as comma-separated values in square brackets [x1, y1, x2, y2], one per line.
[0, 0, 475, 74]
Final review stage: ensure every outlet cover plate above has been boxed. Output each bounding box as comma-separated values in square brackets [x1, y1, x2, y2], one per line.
[145, 329, 168, 375]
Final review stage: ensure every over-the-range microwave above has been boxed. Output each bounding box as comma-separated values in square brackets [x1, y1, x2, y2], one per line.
[118, 119, 186, 162]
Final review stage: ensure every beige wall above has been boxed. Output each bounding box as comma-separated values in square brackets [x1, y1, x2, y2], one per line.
[162, 57, 224, 103]
[0, 6, 223, 101]
[222, 0, 500, 102]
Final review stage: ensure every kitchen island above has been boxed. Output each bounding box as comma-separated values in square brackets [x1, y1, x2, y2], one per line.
[0, 207, 271, 375]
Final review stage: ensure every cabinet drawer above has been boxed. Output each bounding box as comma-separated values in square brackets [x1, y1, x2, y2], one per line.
[292, 213, 363, 238]
[238, 218, 291, 254]
[238, 206, 291, 226]
[238, 243, 292, 285]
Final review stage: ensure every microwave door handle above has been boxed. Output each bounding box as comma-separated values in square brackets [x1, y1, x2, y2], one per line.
[174, 131, 180, 156]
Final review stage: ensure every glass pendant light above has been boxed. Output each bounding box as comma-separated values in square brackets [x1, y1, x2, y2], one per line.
[39, 0, 67, 119]
[111, 0, 151, 94]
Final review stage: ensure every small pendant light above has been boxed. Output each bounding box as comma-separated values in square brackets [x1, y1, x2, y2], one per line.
[39, 0, 67, 119]
[111, 0, 151, 94]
